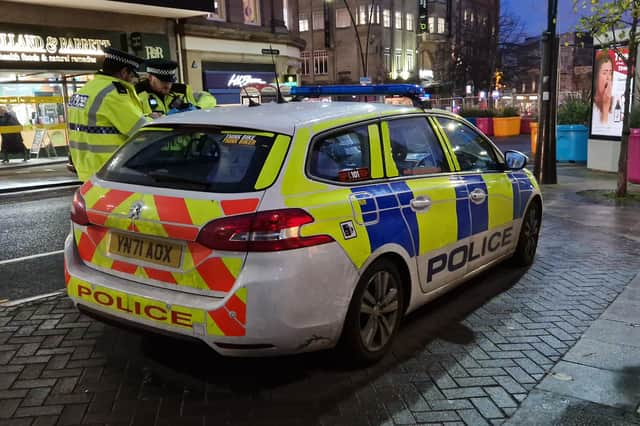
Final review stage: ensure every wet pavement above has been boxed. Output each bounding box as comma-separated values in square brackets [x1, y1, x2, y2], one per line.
[0, 135, 639, 425]
[0, 163, 638, 425]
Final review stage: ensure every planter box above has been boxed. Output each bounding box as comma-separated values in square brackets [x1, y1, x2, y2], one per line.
[557, 124, 588, 162]
[520, 117, 534, 134]
[493, 117, 521, 137]
[629, 128, 640, 183]
[530, 122, 538, 155]
[475, 117, 493, 136]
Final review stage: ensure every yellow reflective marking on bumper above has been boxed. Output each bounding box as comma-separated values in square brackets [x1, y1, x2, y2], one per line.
[405, 178, 458, 255]
[368, 124, 384, 179]
[68, 279, 205, 331]
[255, 134, 291, 190]
[484, 174, 515, 229]
[206, 317, 224, 335]
[103, 193, 140, 231]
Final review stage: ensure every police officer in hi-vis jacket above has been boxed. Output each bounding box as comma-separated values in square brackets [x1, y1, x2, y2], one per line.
[136, 59, 217, 115]
[68, 47, 149, 182]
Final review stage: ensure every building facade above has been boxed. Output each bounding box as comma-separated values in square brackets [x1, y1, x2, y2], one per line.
[417, 0, 499, 97]
[179, 0, 305, 104]
[297, 0, 418, 85]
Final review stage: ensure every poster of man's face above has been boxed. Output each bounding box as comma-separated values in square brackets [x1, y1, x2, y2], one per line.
[590, 47, 630, 138]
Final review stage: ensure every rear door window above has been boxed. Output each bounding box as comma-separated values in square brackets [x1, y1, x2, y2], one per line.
[99, 127, 278, 192]
[308, 124, 372, 183]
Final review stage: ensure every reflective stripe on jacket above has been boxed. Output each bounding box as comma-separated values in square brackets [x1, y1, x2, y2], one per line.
[68, 74, 148, 181]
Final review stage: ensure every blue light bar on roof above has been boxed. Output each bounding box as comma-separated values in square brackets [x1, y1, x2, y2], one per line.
[290, 84, 425, 98]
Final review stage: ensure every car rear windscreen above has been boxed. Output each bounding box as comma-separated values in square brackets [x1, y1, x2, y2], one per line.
[99, 126, 278, 193]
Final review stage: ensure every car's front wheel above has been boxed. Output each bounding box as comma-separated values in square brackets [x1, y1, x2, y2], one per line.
[338, 259, 405, 365]
[512, 200, 541, 266]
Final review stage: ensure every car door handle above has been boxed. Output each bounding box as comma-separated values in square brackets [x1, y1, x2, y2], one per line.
[469, 188, 487, 205]
[410, 196, 432, 211]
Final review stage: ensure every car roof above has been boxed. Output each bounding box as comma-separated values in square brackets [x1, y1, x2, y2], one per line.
[148, 102, 435, 135]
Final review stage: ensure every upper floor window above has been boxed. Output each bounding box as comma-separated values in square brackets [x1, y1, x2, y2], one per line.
[358, 5, 368, 25]
[205, 1, 225, 21]
[437, 17, 445, 34]
[395, 11, 402, 29]
[428, 17, 435, 33]
[336, 8, 351, 28]
[243, 0, 260, 25]
[299, 14, 309, 32]
[283, 0, 289, 28]
[383, 9, 391, 28]
[369, 5, 380, 24]
[313, 50, 329, 75]
[313, 10, 325, 30]
[406, 13, 414, 31]
[301, 51, 311, 75]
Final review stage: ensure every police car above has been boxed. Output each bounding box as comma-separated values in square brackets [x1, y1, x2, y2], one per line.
[64, 84, 541, 364]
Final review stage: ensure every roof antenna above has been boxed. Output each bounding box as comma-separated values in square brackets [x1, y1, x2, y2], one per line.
[269, 44, 286, 104]
[241, 85, 260, 107]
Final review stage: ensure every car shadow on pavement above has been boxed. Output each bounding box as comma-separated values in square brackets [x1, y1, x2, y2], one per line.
[91, 261, 528, 424]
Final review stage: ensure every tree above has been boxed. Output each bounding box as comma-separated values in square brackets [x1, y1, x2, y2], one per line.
[573, 0, 640, 197]
[497, 9, 529, 90]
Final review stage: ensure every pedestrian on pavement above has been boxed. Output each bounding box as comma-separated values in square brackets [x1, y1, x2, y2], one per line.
[0, 105, 28, 164]
[68, 46, 149, 182]
[136, 59, 216, 116]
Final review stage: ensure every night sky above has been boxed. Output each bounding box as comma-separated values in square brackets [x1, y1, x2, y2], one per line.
[502, 0, 583, 36]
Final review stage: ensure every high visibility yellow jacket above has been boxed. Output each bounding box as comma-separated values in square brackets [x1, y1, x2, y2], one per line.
[68, 73, 148, 181]
[136, 81, 216, 114]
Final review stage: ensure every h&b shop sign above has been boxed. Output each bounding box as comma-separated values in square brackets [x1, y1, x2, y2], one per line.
[0, 24, 170, 70]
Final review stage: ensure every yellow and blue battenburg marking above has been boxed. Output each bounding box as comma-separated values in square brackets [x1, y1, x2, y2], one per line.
[508, 172, 535, 219]
[350, 183, 417, 257]
[454, 175, 489, 238]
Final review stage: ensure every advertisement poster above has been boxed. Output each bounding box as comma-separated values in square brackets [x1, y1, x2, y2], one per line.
[591, 46, 631, 138]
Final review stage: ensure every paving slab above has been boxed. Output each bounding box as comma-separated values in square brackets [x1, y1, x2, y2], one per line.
[505, 389, 640, 426]
[564, 338, 640, 372]
[582, 319, 640, 349]
[538, 361, 640, 410]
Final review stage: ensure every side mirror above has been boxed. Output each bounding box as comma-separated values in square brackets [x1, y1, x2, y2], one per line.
[504, 150, 528, 170]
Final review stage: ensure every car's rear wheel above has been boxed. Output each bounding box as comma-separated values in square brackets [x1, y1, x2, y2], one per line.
[338, 259, 404, 365]
[512, 200, 541, 266]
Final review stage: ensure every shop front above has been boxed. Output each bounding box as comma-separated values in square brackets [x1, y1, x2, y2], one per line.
[183, 36, 301, 105]
[0, 23, 170, 157]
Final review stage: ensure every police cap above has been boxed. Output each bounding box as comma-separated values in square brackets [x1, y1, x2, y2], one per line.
[145, 59, 178, 82]
[102, 46, 142, 75]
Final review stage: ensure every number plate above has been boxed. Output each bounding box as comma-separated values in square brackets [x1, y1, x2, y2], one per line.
[108, 232, 182, 269]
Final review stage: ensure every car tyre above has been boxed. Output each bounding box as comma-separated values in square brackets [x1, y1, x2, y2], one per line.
[338, 259, 405, 366]
[512, 200, 541, 266]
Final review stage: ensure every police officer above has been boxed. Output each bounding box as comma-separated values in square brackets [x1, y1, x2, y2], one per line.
[136, 59, 216, 115]
[68, 47, 149, 181]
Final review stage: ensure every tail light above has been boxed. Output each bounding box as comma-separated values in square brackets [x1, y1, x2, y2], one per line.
[70, 189, 89, 225]
[196, 208, 334, 252]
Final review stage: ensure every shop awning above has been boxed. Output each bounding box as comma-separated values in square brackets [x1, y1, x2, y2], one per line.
[6, 0, 213, 18]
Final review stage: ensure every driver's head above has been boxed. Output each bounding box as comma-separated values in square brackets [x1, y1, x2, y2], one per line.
[145, 59, 178, 95]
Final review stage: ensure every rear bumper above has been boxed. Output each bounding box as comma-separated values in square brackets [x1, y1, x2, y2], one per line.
[64, 234, 359, 356]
